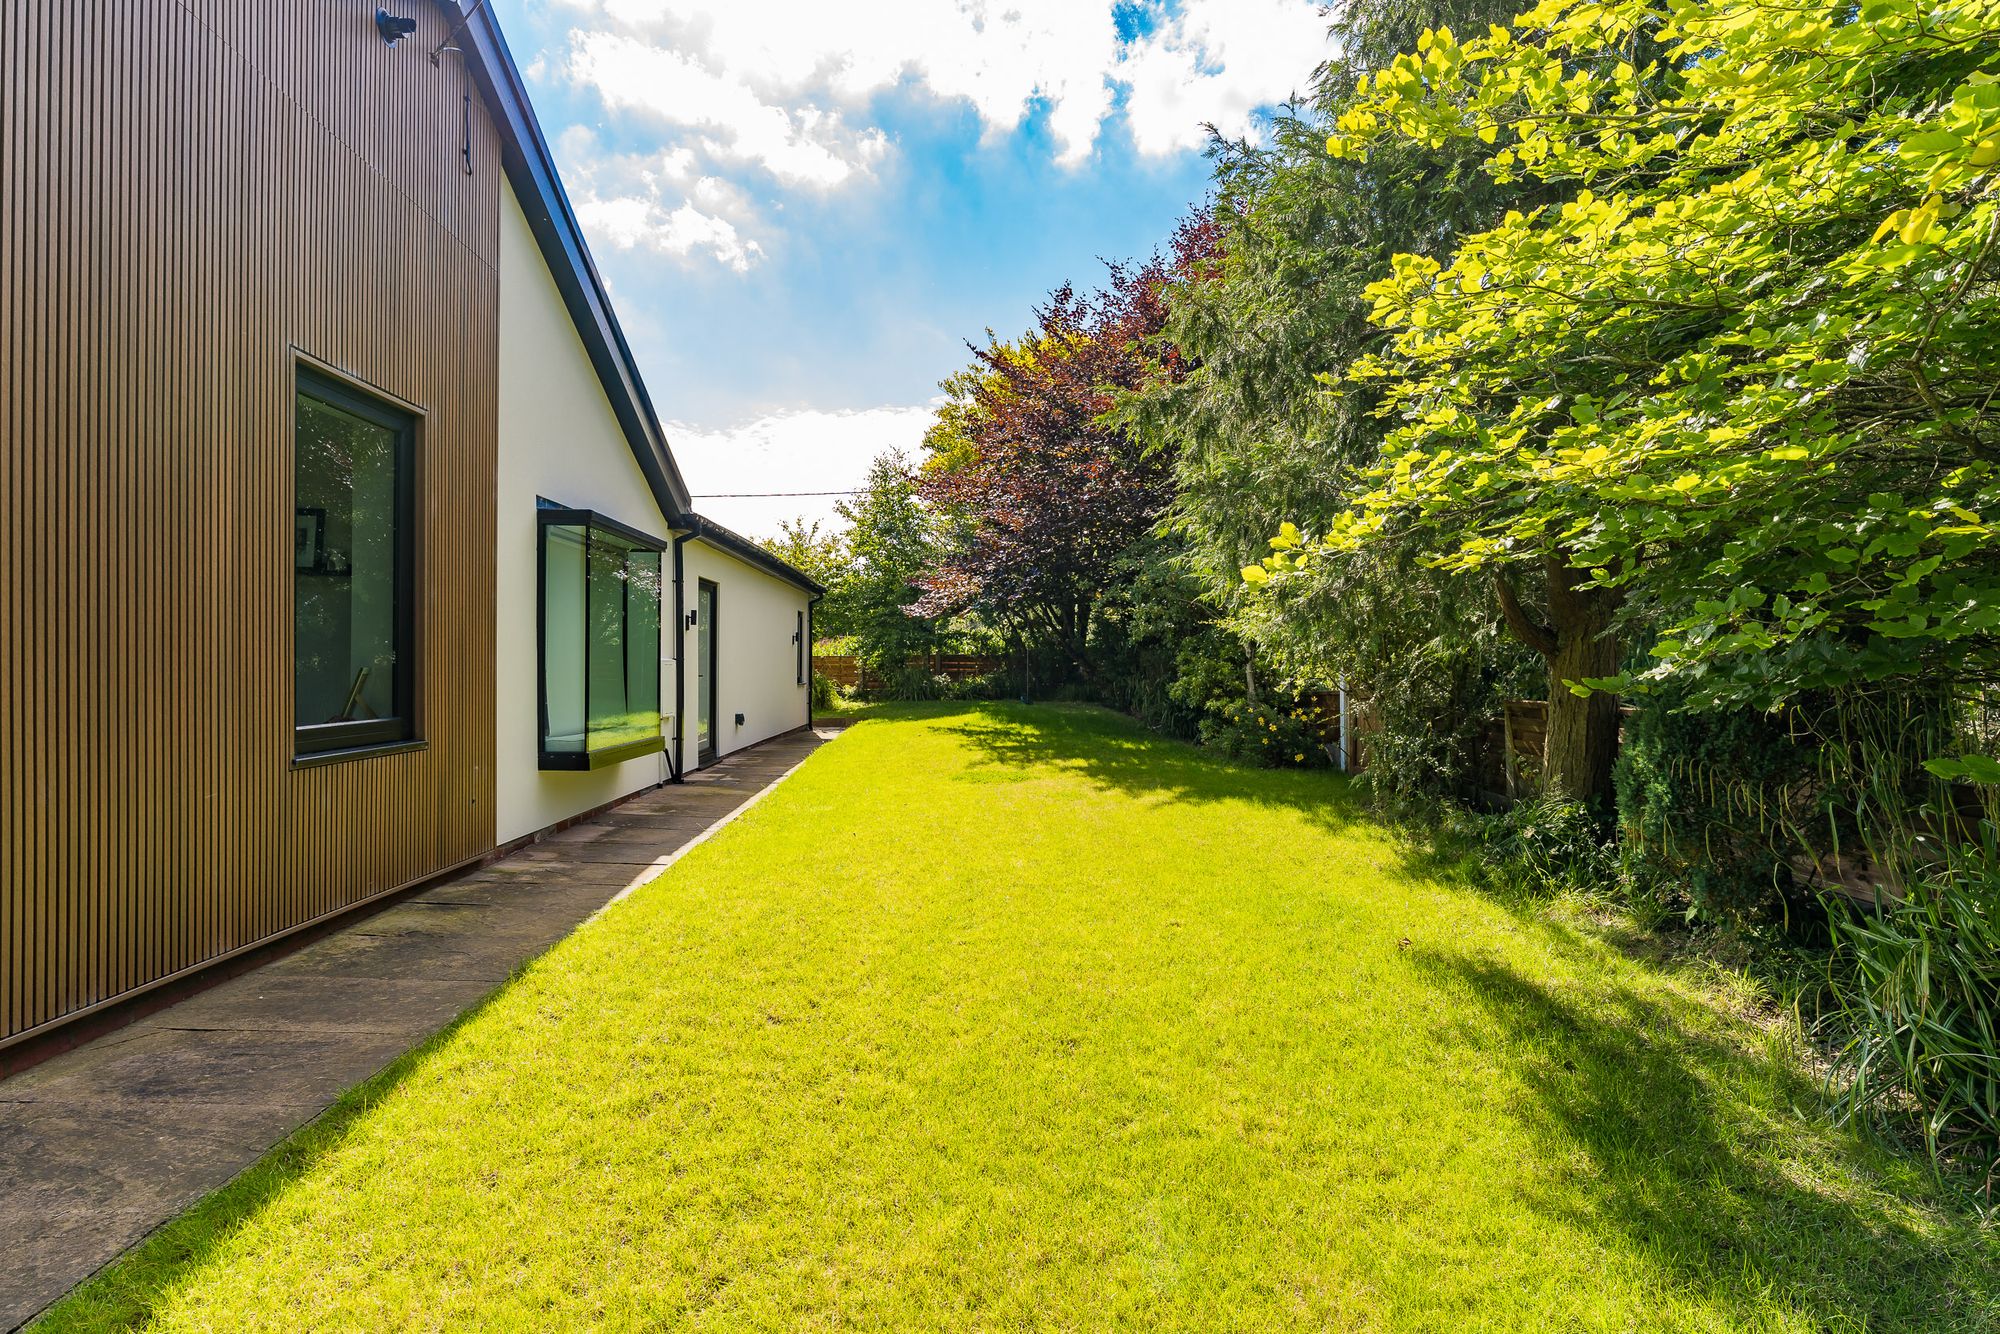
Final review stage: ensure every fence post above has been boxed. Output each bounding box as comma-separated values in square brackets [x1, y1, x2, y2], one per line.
[1336, 678, 1350, 773]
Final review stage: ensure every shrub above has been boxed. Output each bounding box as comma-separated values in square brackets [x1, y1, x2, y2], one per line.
[1614, 690, 1824, 928]
[861, 668, 1008, 703]
[1496, 794, 1619, 896]
[942, 671, 1008, 702]
[1829, 833, 2000, 1187]
[870, 666, 944, 701]
[810, 669, 843, 712]
[1198, 695, 1336, 769]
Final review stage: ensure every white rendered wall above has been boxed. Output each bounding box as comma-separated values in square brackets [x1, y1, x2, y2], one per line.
[495, 183, 676, 844]
[675, 540, 812, 774]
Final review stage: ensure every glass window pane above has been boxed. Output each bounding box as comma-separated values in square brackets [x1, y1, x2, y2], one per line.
[585, 539, 633, 746]
[541, 524, 588, 755]
[624, 550, 663, 737]
[697, 583, 714, 755]
[538, 515, 665, 766]
[295, 385, 406, 742]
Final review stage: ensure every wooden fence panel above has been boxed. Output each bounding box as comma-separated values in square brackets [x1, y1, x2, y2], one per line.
[813, 655, 1006, 694]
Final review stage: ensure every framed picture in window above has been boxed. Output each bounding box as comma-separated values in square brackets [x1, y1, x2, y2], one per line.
[295, 507, 325, 572]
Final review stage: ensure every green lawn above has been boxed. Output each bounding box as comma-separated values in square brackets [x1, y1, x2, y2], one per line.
[45, 704, 1998, 1330]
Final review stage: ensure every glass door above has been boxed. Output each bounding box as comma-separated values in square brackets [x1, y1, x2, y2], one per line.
[697, 580, 717, 764]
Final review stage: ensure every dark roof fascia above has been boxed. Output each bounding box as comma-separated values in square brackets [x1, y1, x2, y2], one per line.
[538, 506, 671, 553]
[438, 1, 693, 518]
[677, 512, 826, 596]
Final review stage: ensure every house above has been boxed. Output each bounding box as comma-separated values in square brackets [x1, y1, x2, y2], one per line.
[0, 1, 823, 1052]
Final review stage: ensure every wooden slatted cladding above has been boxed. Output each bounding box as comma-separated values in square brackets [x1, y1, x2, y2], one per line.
[0, 1, 502, 1045]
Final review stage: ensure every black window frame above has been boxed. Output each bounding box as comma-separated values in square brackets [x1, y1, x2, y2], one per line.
[697, 578, 719, 767]
[796, 609, 805, 685]
[292, 365, 420, 763]
[536, 506, 669, 771]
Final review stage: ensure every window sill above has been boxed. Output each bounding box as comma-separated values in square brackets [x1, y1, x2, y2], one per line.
[292, 738, 427, 770]
[539, 733, 666, 771]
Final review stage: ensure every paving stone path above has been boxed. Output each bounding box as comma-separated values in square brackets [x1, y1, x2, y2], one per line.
[0, 726, 838, 1331]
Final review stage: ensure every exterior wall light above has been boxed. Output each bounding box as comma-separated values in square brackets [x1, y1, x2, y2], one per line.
[376, 9, 419, 45]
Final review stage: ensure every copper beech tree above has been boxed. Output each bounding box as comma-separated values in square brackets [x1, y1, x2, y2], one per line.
[911, 222, 1219, 680]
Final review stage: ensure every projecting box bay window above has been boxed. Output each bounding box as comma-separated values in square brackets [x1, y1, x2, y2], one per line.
[538, 507, 667, 769]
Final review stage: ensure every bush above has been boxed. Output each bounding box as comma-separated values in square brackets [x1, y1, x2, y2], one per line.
[1498, 795, 1620, 896]
[1614, 688, 1825, 927]
[810, 669, 843, 712]
[944, 671, 1009, 702]
[1198, 695, 1336, 769]
[863, 668, 1008, 703]
[1829, 833, 2000, 1185]
[869, 666, 945, 701]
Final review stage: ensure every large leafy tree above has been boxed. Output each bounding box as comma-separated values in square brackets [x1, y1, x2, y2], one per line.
[912, 226, 1217, 679]
[1118, 0, 1539, 801]
[836, 452, 950, 670]
[1255, 0, 2000, 803]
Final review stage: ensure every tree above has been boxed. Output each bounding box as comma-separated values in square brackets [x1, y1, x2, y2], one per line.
[1251, 0, 2000, 804]
[1116, 0, 1541, 803]
[911, 224, 1218, 682]
[837, 451, 950, 672]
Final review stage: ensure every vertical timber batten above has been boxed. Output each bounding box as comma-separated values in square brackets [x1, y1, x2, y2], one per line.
[0, 2, 502, 1047]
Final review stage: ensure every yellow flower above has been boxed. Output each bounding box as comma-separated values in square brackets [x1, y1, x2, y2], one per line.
[1295, 753, 1305, 762]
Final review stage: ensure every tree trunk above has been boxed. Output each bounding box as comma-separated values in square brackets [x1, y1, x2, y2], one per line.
[1044, 595, 1094, 683]
[1495, 557, 1622, 810]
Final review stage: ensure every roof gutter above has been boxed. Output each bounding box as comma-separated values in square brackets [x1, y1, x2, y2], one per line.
[671, 511, 827, 597]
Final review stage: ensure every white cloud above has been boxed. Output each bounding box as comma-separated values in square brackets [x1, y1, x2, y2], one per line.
[566, 30, 888, 188]
[551, 1, 1332, 171]
[557, 128, 764, 271]
[1120, 0, 1333, 156]
[668, 404, 939, 535]
[539, 2, 1332, 272]
[575, 195, 763, 271]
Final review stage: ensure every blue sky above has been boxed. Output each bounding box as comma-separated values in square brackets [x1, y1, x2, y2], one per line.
[491, 0, 1336, 535]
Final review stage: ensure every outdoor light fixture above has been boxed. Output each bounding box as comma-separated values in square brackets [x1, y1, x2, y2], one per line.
[376, 8, 419, 45]
[686, 610, 698, 629]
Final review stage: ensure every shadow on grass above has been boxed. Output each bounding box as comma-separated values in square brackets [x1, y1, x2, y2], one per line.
[915, 700, 1372, 836]
[32, 983, 521, 1333]
[1405, 943, 1998, 1326]
[927, 700, 2000, 1321]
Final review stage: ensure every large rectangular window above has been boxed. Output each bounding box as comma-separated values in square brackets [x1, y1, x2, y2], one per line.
[539, 508, 666, 769]
[294, 368, 416, 758]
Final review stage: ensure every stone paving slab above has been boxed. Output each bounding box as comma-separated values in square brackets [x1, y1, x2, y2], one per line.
[129, 974, 496, 1038]
[0, 726, 836, 1331]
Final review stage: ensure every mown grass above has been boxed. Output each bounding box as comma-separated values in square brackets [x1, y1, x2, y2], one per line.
[42, 703, 1998, 1330]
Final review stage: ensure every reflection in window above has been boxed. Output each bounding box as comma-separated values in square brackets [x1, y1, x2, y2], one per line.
[294, 370, 414, 756]
[540, 510, 666, 769]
